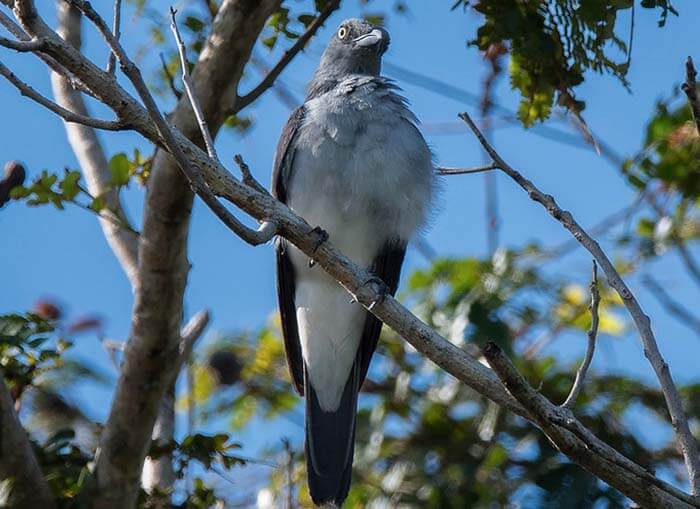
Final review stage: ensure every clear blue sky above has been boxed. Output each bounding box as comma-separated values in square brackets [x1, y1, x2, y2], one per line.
[1, 0, 698, 482]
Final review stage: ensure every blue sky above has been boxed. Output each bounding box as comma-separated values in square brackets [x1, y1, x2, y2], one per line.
[1, 0, 699, 486]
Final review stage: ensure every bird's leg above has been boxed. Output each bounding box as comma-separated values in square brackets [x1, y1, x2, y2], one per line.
[307, 225, 329, 267]
[352, 276, 388, 310]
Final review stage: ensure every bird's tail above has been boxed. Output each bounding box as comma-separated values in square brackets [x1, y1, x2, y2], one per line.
[304, 357, 360, 507]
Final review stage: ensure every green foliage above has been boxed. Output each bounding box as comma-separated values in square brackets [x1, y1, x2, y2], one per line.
[620, 89, 700, 259]
[0, 313, 70, 396]
[459, 0, 677, 125]
[10, 170, 85, 210]
[624, 97, 700, 199]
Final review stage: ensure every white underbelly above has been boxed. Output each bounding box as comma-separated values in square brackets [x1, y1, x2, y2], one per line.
[287, 192, 382, 411]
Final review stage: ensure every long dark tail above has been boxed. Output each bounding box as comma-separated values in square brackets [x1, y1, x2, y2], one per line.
[304, 358, 360, 507]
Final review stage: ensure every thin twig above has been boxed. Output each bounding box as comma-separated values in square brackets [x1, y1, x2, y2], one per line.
[643, 275, 700, 337]
[234, 153, 269, 195]
[0, 10, 95, 97]
[562, 261, 600, 408]
[159, 52, 182, 99]
[106, 0, 121, 74]
[681, 56, 700, 136]
[0, 59, 126, 130]
[67, 0, 277, 246]
[169, 7, 217, 160]
[437, 162, 499, 175]
[482, 342, 700, 509]
[458, 110, 700, 496]
[231, 0, 341, 114]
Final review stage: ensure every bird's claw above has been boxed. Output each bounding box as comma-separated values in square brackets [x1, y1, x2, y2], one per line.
[357, 276, 388, 310]
[308, 226, 328, 253]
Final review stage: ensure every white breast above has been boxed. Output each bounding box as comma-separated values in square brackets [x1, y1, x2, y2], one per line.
[287, 76, 434, 411]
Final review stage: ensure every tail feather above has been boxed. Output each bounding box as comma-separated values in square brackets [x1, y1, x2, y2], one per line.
[305, 358, 360, 507]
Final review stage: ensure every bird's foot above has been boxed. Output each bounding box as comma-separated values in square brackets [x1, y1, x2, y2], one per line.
[307, 226, 328, 267]
[353, 276, 388, 310]
[308, 225, 328, 253]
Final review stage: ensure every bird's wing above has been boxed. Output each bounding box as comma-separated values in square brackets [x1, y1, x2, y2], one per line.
[358, 242, 407, 386]
[272, 106, 306, 395]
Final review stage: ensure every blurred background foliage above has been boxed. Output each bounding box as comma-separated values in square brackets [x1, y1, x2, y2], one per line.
[2, 0, 700, 507]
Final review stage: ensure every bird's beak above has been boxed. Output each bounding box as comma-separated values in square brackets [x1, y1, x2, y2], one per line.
[353, 28, 385, 49]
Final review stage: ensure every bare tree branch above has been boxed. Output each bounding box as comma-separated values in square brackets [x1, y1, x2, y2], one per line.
[643, 275, 700, 337]
[437, 162, 499, 175]
[49, 1, 139, 288]
[159, 51, 181, 99]
[0, 10, 94, 97]
[562, 261, 600, 408]
[0, 59, 126, 130]
[167, 7, 278, 244]
[483, 343, 698, 509]
[142, 309, 209, 494]
[0, 374, 55, 509]
[457, 110, 700, 496]
[682, 56, 700, 136]
[169, 7, 217, 161]
[231, 0, 341, 114]
[105, 0, 120, 74]
[36, 1, 282, 507]
[0, 34, 43, 51]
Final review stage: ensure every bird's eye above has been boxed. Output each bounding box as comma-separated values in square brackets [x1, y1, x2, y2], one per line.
[337, 26, 348, 40]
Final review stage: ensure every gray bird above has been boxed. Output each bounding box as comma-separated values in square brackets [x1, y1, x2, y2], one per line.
[272, 18, 434, 507]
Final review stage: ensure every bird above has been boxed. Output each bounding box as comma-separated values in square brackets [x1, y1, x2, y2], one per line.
[272, 18, 435, 507]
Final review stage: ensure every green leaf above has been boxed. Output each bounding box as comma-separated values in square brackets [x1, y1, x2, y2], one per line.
[109, 153, 131, 186]
[89, 195, 106, 212]
[262, 35, 277, 50]
[59, 171, 81, 201]
[9, 186, 29, 199]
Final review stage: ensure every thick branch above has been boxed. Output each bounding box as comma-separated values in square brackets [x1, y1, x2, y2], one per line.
[458, 110, 700, 496]
[49, 1, 138, 287]
[44, 1, 282, 507]
[0, 375, 55, 509]
[562, 261, 600, 408]
[142, 310, 210, 495]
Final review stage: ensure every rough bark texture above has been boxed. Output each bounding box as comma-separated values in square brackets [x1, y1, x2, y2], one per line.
[50, 1, 139, 287]
[91, 1, 280, 507]
[0, 377, 55, 509]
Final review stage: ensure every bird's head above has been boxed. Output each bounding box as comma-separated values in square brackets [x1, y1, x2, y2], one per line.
[316, 18, 390, 78]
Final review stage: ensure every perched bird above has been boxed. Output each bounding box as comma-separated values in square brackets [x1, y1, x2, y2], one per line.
[272, 18, 435, 507]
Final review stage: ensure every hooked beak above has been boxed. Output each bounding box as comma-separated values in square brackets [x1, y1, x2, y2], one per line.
[353, 28, 387, 52]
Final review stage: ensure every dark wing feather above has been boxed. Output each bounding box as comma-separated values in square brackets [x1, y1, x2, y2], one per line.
[272, 106, 306, 395]
[358, 242, 407, 386]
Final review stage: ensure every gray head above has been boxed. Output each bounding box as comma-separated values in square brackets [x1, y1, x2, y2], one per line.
[307, 19, 390, 99]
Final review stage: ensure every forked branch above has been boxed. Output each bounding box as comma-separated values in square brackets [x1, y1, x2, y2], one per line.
[457, 110, 700, 496]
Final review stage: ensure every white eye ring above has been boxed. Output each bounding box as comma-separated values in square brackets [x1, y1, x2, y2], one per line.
[338, 26, 348, 39]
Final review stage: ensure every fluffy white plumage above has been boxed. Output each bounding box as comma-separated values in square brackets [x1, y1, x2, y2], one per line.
[286, 75, 434, 411]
